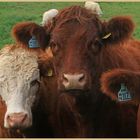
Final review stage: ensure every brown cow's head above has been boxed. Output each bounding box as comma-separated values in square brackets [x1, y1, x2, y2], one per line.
[100, 69, 140, 104]
[47, 6, 135, 97]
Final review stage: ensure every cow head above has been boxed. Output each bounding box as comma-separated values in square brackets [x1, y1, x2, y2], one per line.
[100, 69, 140, 104]
[0, 22, 50, 129]
[47, 6, 134, 96]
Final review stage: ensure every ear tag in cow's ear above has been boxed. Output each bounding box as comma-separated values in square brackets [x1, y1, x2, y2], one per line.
[102, 33, 111, 39]
[47, 68, 53, 77]
[118, 83, 131, 102]
[28, 36, 40, 48]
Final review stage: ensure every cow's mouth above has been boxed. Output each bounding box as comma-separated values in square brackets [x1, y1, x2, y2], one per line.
[63, 89, 89, 96]
[9, 124, 27, 130]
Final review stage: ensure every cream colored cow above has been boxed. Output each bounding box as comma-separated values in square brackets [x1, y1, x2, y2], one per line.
[0, 45, 40, 129]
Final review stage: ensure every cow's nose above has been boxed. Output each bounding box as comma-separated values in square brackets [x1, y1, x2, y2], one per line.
[7, 112, 27, 128]
[62, 73, 87, 90]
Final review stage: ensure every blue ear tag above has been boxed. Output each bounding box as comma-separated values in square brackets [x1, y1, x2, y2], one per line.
[118, 83, 131, 102]
[28, 36, 39, 48]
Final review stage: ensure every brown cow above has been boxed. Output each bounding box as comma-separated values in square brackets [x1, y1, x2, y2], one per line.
[100, 69, 140, 137]
[100, 69, 140, 104]
[100, 38, 140, 137]
[39, 6, 139, 137]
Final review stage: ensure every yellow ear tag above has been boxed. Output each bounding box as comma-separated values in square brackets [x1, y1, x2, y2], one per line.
[102, 33, 111, 39]
[47, 68, 53, 77]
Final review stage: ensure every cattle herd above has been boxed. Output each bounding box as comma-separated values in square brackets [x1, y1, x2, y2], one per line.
[0, 5, 140, 138]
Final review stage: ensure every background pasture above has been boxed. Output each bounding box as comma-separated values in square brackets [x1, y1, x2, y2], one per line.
[0, 2, 140, 48]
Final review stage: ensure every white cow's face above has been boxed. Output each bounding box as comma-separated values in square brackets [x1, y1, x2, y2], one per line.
[0, 46, 40, 129]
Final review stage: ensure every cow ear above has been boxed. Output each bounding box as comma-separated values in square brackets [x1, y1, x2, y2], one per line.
[102, 16, 134, 45]
[12, 22, 50, 50]
[100, 69, 140, 104]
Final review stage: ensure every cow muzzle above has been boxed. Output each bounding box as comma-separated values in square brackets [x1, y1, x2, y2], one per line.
[62, 73, 87, 90]
[6, 112, 30, 129]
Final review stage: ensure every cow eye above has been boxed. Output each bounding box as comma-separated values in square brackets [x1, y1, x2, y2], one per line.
[94, 39, 103, 47]
[50, 41, 58, 55]
[91, 44, 99, 52]
[30, 80, 40, 87]
[89, 40, 102, 54]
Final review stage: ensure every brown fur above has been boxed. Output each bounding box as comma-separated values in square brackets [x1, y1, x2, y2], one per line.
[12, 22, 50, 50]
[100, 60, 140, 138]
[100, 69, 140, 104]
[38, 58, 92, 137]
[102, 16, 134, 44]
[39, 6, 140, 137]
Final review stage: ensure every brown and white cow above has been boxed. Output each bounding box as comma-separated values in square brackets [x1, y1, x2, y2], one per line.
[0, 44, 42, 137]
[39, 6, 139, 137]
[0, 45, 40, 129]
[0, 22, 53, 137]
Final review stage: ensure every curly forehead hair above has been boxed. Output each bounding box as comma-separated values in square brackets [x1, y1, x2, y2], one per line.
[46, 6, 102, 33]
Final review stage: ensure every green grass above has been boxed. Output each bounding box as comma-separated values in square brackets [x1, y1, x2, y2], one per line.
[0, 2, 140, 48]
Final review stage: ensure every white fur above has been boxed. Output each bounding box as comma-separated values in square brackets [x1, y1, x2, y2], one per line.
[0, 45, 40, 128]
[42, 9, 58, 26]
[85, 1, 103, 16]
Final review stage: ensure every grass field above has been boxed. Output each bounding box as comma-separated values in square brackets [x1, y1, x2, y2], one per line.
[0, 2, 140, 48]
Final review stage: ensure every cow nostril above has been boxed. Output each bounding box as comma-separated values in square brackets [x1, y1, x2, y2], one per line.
[79, 74, 85, 82]
[63, 74, 69, 83]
